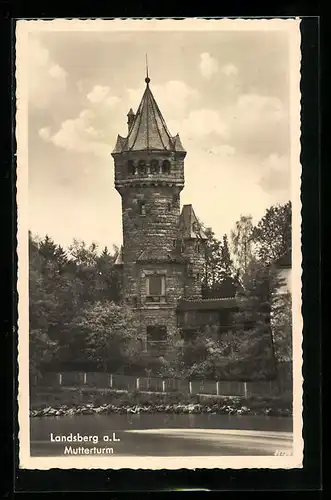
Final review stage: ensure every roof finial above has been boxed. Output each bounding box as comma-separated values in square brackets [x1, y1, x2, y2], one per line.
[145, 54, 150, 84]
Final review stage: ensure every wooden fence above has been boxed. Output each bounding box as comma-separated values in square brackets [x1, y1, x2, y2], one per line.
[34, 370, 292, 398]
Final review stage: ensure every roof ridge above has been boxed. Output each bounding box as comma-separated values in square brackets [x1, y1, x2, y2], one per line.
[112, 82, 185, 154]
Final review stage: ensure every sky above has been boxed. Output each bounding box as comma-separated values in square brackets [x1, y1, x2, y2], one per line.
[27, 26, 292, 252]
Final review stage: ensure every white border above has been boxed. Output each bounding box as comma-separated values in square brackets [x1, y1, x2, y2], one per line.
[16, 17, 303, 470]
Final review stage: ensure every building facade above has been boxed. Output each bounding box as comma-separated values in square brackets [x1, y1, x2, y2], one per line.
[112, 75, 209, 352]
[111, 76, 292, 357]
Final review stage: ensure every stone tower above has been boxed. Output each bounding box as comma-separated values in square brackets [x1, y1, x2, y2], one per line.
[111, 74, 207, 353]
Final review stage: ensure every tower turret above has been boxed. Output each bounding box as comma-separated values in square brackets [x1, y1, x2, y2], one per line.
[112, 75, 187, 297]
[111, 71, 205, 353]
[127, 108, 135, 132]
[178, 204, 208, 299]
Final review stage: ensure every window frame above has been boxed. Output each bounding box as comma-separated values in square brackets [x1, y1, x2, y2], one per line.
[145, 274, 166, 303]
[146, 325, 167, 353]
[139, 201, 146, 216]
[127, 160, 136, 175]
[162, 159, 171, 174]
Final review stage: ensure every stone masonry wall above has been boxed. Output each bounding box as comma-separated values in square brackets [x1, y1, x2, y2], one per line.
[113, 151, 188, 352]
[121, 185, 182, 298]
[182, 240, 206, 299]
[135, 262, 186, 348]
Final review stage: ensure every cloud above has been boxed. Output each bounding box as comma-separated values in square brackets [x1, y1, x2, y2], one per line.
[208, 144, 236, 156]
[48, 109, 109, 157]
[181, 143, 288, 241]
[38, 127, 51, 141]
[28, 36, 67, 108]
[87, 85, 109, 103]
[48, 64, 67, 80]
[127, 80, 199, 122]
[87, 85, 120, 107]
[258, 153, 290, 192]
[221, 63, 239, 77]
[223, 93, 288, 156]
[169, 109, 228, 142]
[199, 53, 219, 80]
[235, 94, 286, 123]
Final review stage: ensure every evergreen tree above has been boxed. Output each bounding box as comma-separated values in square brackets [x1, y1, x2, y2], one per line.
[221, 234, 233, 274]
[201, 227, 238, 298]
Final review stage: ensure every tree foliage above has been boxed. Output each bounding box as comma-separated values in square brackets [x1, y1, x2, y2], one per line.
[252, 201, 292, 265]
[202, 227, 239, 298]
[225, 259, 281, 379]
[73, 301, 140, 372]
[29, 199, 292, 380]
[29, 233, 122, 374]
[271, 290, 292, 362]
[230, 215, 255, 276]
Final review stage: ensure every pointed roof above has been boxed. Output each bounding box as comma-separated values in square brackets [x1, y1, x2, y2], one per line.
[112, 135, 126, 154]
[112, 77, 186, 154]
[114, 246, 123, 266]
[178, 205, 208, 240]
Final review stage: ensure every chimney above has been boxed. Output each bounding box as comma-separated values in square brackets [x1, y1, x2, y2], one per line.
[127, 108, 135, 132]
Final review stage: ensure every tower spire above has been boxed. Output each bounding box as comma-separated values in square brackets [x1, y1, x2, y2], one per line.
[145, 54, 150, 84]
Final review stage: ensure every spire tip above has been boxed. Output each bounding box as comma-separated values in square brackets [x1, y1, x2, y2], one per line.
[145, 54, 150, 84]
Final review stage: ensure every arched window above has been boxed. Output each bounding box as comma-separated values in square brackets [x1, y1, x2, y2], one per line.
[150, 159, 159, 174]
[138, 160, 146, 175]
[139, 201, 146, 216]
[162, 160, 171, 174]
[167, 202, 171, 212]
[128, 160, 136, 175]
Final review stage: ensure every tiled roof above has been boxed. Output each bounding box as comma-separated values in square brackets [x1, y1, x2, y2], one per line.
[178, 204, 208, 240]
[137, 247, 187, 264]
[172, 134, 186, 153]
[112, 80, 186, 154]
[112, 135, 127, 154]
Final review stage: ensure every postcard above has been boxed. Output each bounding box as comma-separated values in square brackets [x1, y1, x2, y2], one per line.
[16, 17, 303, 469]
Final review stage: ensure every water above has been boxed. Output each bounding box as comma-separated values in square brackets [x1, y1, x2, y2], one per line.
[30, 413, 293, 456]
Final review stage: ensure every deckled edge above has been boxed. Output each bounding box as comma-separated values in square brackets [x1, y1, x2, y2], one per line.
[16, 17, 303, 470]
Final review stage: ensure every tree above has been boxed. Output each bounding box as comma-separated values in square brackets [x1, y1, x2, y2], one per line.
[202, 226, 238, 298]
[271, 290, 292, 362]
[73, 301, 140, 372]
[68, 239, 99, 266]
[30, 329, 58, 380]
[221, 234, 233, 275]
[231, 215, 255, 276]
[253, 201, 291, 265]
[226, 259, 283, 380]
[95, 246, 121, 303]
